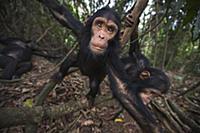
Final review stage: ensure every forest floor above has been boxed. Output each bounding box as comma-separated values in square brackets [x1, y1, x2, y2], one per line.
[0, 56, 200, 133]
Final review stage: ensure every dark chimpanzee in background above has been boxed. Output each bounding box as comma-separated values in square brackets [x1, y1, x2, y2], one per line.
[0, 36, 61, 80]
[107, 28, 170, 127]
[120, 26, 170, 105]
[116, 17, 170, 126]
[38, 0, 170, 129]
[0, 37, 34, 80]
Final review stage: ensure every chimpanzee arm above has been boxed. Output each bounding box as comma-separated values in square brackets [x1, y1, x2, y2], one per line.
[0, 37, 26, 47]
[51, 53, 78, 82]
[129, 26, 140, 57]
[107, 53, 157, 125]
[38, 0, 84, 38]
[108, 71, 158, 132]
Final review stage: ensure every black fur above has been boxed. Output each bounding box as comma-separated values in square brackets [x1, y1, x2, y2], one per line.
[52, 7, 121, 106]
[0, 37, 33, 79]
[40, 0, 170, 127]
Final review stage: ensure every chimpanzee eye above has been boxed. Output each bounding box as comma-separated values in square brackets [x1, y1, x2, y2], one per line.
[97, 23, 102, 28]
[107, 26, 115, 33]
[95, 21, 103, 29]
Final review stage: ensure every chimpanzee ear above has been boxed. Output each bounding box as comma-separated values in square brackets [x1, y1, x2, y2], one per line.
[84, 15, 92, 26]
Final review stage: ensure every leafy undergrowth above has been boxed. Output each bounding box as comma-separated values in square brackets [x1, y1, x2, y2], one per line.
[0, 56, 199, 133]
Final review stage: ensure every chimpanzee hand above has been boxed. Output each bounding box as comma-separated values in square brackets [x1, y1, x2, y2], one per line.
[124, 14, 134, 27]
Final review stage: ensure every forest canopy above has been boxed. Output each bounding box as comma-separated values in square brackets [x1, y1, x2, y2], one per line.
[0, 0, 199, 74]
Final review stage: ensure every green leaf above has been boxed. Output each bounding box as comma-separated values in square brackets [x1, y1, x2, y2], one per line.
[23, 99, 33, 108]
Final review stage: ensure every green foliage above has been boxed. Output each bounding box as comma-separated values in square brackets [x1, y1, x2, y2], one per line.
[182, 0, 200, 26]
[0, 0, 199, 75]
[192, 11, 200, 41]
[140, 0, 200, 75]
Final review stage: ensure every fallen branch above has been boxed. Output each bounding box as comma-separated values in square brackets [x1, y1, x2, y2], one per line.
[177, 81, 200, 97]
[0, 78, 22, 83]
[164, 98, 191, 132]
[28, 43, 78, 80]
[0, 95, 113, 129]
[25, 44, 78, 132]
[151, 101, 183, 133]
[167, 99, 200, 132]
[34, 67, 79, 106]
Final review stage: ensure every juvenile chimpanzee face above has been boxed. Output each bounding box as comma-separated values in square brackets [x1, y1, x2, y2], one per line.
[89, 17, 118, 54]
[138, 70, 163, 105]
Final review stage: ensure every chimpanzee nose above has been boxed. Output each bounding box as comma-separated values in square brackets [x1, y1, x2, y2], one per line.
[99, 34, 105, 39]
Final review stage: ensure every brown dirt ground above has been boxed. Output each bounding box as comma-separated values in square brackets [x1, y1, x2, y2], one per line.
[0, 56, 199, 133]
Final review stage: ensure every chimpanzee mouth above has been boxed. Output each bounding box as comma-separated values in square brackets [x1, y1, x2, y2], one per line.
[91, 45, 105, 52]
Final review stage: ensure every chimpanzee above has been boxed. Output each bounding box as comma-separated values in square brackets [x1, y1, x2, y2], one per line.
[121, 32, 170, 105]
[111, 17, 170, 127]
[39, 0, 120, 104]
[0, 36, 62, 80]
[123, 15, 170, 104]
[38, 0, 170, 127]
[0, 37, 34, 80]
[107, 32, 170, 126]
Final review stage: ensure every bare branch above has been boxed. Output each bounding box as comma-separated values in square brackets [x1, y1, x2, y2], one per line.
[36, 26, 53, 43]
[120, 0, 149, 46]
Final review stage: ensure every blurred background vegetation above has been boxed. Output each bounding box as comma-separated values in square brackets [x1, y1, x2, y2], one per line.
[0, 0, 199, 75]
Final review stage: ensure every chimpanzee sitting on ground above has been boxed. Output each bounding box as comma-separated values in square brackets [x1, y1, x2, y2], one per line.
[0, 37, 35, 80]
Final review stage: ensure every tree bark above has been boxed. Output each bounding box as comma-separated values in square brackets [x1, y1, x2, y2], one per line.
[120, 0, 149, 46]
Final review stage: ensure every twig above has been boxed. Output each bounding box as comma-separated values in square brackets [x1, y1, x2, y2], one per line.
[177, 81, 200, 97]
[36, 26, 53, 43]
[34, 44, 78, 106]
[167, 99, 200, 132]
[151, 101, 182, 133]
[27, 43, 78, 80]
[0, 78, 22, 83]
[62, 114, 82, 133]
[164, 98, 190, 132]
